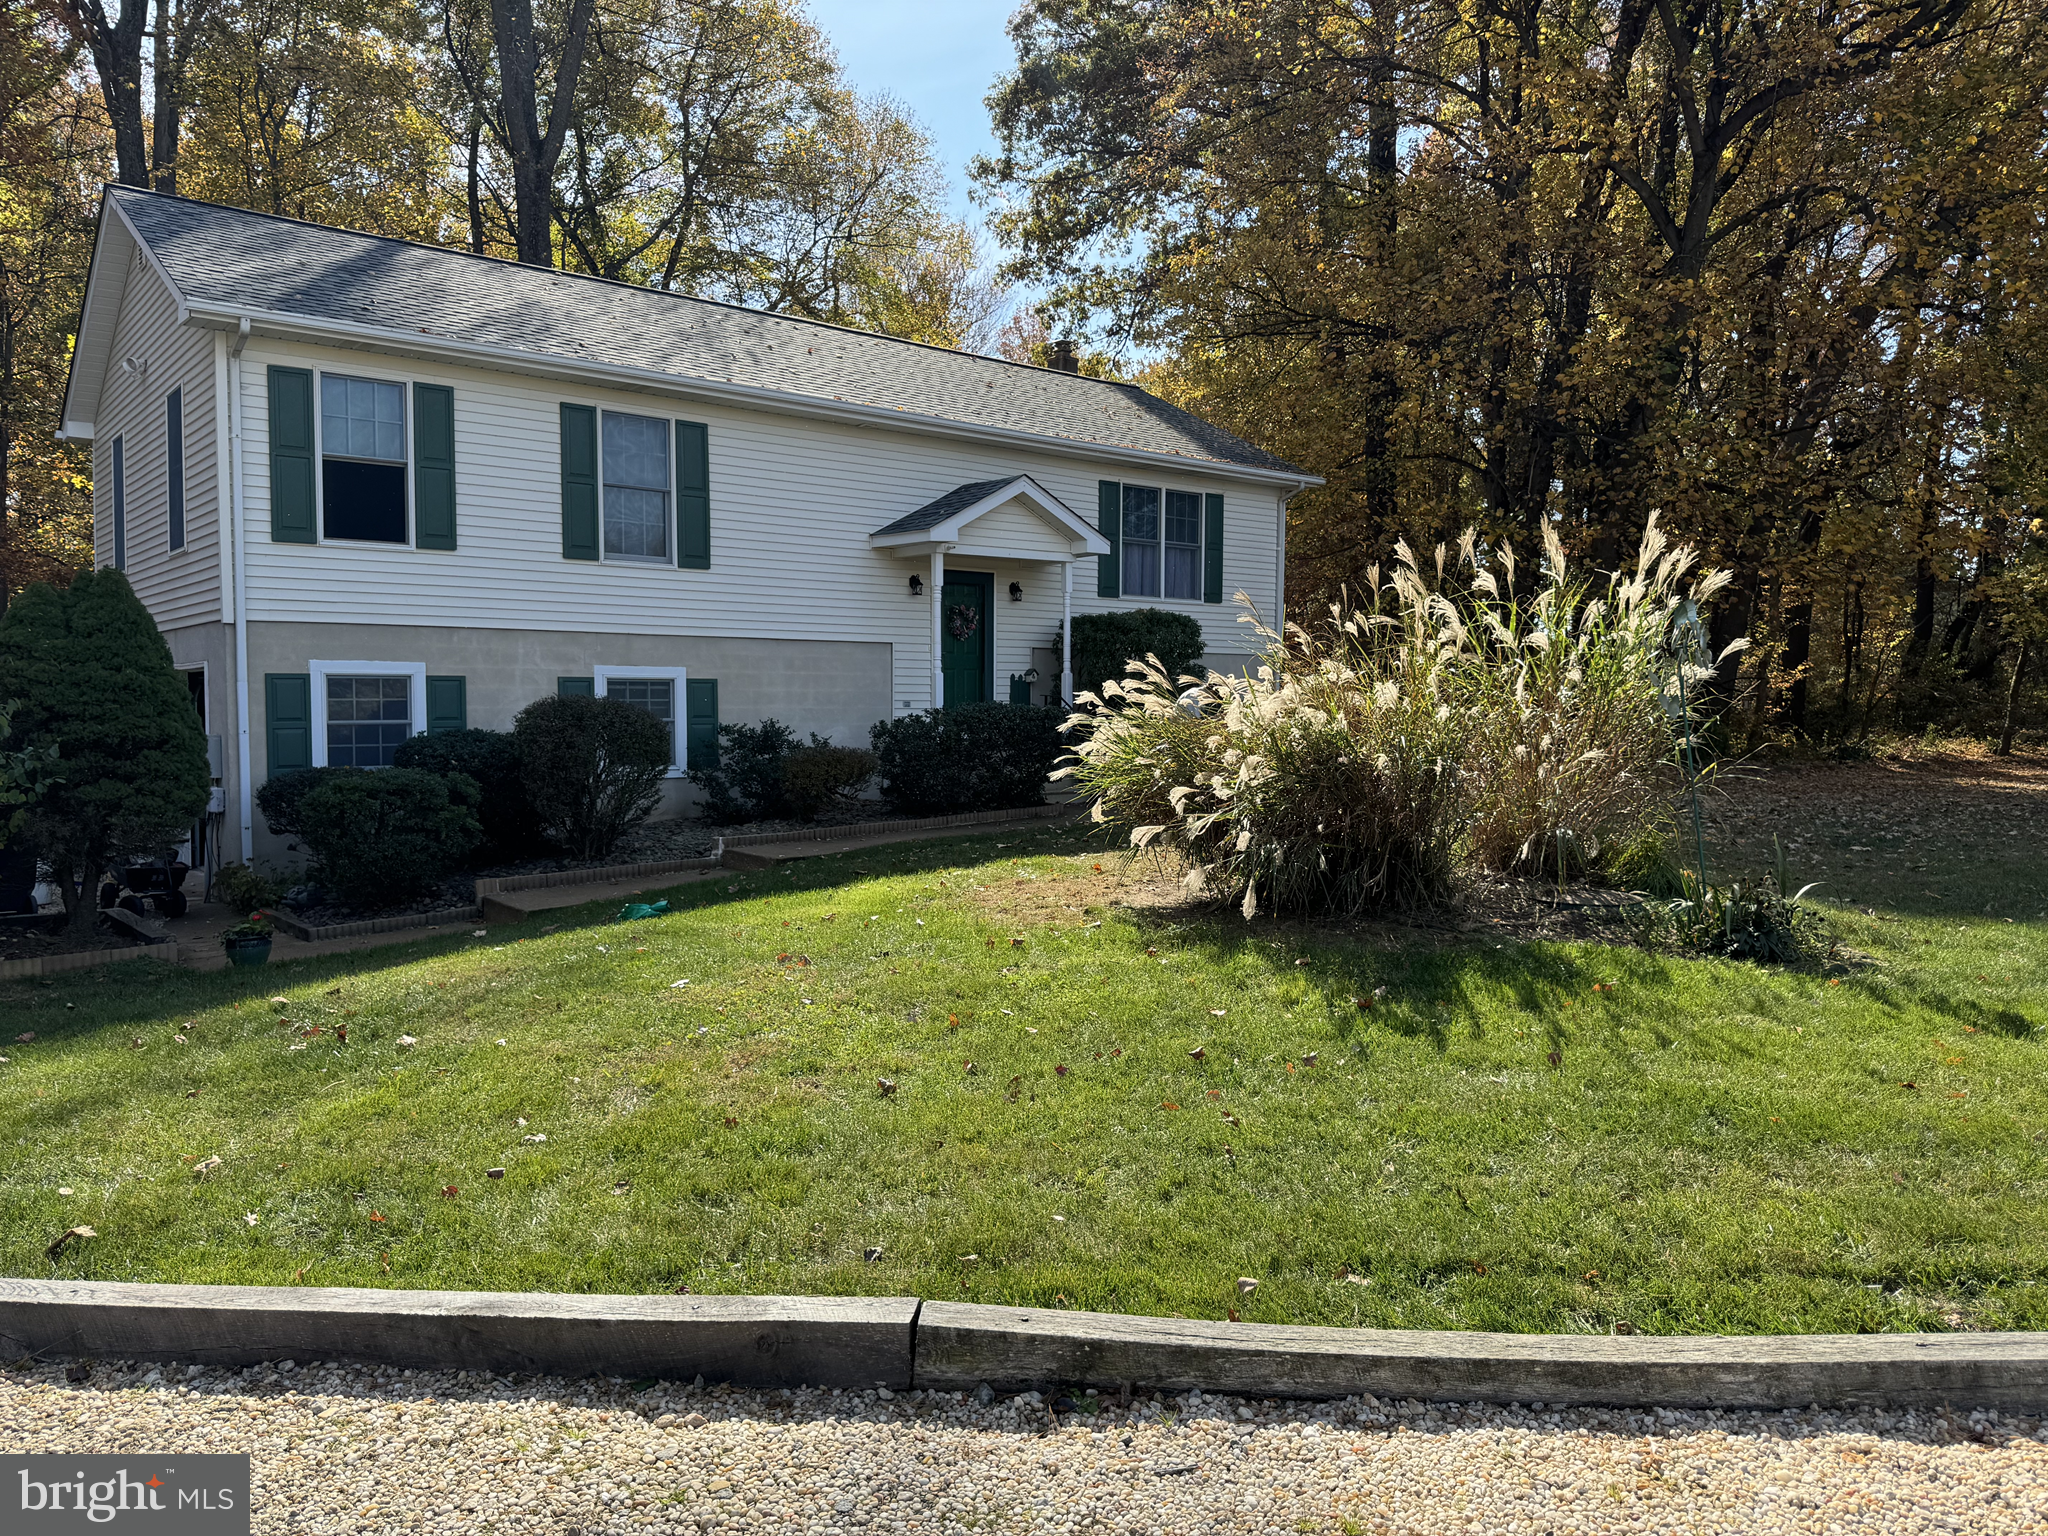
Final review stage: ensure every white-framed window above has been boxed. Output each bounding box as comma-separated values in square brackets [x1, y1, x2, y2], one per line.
[602, 411, 670, 562]
[1121, 484, 1204, 601]
[592, 664, 687, 775]
[308, 660, 427, 768]
[320, 372, 409, 544]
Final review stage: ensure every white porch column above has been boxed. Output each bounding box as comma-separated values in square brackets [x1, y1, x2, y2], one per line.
[1061, 560, 1074, 706]
[930, 548, 946, 710]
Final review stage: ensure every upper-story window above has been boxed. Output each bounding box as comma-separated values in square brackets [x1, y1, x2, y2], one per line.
[322, 374, 408, 543]
[603, 411, 669, 561]
[1122, 484, 1202, 601]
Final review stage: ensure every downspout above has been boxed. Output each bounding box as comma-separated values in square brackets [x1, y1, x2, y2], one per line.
[1061, 561, 1074, 706]
[229, 317, 253, 862]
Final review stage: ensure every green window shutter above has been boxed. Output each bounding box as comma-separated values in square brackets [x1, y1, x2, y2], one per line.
[264, 673, 313, 775]
[414, 384, 457, 550]
[1203, 492, 1225, 604]
[426, 675, 467, 734]
[676, 420, 710, 569]
[267, 366, 317, 544]
[1096, 480, 1121, 597]
[685, 678, 718, 770]
[556, 676, 596, 698]
[560, 403, 599, 560]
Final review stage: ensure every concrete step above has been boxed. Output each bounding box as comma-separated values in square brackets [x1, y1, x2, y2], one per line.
[479, 869, 723, 924]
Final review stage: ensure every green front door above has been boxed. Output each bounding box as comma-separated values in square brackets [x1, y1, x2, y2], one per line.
[940, 573, 991, 705]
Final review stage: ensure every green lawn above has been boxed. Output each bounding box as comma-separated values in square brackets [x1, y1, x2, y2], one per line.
[3, 810, 2043, 1336]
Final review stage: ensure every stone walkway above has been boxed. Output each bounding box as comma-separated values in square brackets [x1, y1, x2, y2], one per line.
[2, 1360, 2038, 1534]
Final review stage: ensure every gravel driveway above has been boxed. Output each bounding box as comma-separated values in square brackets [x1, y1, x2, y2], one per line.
[2, 1359, 2039, 1534]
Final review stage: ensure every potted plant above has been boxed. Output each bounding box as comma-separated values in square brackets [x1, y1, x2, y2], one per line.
[221, 915, 274, 967]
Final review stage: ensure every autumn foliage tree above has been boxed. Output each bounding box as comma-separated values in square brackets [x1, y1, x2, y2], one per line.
[980, 0, 2048, 742]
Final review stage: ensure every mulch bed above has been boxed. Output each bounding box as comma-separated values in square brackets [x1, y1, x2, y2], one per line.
[275, 807, 908, 927]
[0, 914, 138, 964]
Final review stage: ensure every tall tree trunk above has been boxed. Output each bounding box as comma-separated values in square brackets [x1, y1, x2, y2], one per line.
[58, 0, 151, 186]
[487, 0, 597, 266]
[1996, 637, 2029, 755]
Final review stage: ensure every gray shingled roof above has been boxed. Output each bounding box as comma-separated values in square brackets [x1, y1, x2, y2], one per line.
[872, 476, 1026, 536]
[109, 188, 1303, 477]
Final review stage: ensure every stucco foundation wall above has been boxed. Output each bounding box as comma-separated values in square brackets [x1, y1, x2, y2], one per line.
[244, 621, 890, 865]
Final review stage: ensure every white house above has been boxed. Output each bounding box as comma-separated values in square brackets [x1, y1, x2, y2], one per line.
[60, 187, 1316, 864]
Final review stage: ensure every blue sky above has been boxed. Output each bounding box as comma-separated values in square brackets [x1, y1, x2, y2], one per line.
[804, 0, 1021, 230]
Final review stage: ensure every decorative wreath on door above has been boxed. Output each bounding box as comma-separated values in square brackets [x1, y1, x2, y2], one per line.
[947, 603, 981, 643]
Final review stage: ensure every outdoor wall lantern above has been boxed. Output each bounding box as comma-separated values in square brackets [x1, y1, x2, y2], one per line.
[908, 574, 924, 597]
[1009, 581, 1024, 602]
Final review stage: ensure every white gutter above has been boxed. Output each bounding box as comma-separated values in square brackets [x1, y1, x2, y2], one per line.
[228, 316, 253, 862]
[179, 305, 1325, 495]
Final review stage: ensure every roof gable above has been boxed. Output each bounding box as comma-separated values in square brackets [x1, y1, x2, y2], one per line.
[96, 186, 1310, 480]
[869, 475, 1110, 559]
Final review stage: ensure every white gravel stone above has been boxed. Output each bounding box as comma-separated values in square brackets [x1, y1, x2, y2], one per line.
[2, 1360, 2041, 1533]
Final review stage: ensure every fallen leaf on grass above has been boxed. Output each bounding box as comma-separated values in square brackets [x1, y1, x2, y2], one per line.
[1336, 1268, 1370, 1286]
[1005, 1075, 1023, 1103]
[486, 1168, 505, 1180]
[1547, 1050, 1562, 1069]
[15, 1033, 33, 1043]
[669, 980, 691, 989]
[1160, 1101, 1180, 1111]
[963, 1061, 977, 1075]
[722, 1116, 738, 1128]
[863, 1247, 883, 1262]
[46, 1226, 95, 1259]
[877, 1078, 898, 1096]
[1188, 1047, 1206, 1062]
[130, 1037, 144, 1049]
[442, 1186, 460, 1198]
[368, 1211, 386, 1222]
[1226, 1308, 1240, 1322]
[243, 1213, 260, 1226]
[1902, 1081, 1919, 1091]
[396, 1035, 418, 1049]
[1054, 1064, 1068, 1077]
[191, 1156, 223, 1180]
[522, 1133, 548, 1143]
[1236, 1277, 1259, 1295]
[1208, 1009, 1226, 1017]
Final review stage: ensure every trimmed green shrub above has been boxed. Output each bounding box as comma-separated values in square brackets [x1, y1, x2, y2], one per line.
[687, 718, 801, 824]
[870, 702, 1064, 815]
[0, 571, 211, 931]
[255, 766, 350, 841]
[1069, 609, 1205, 701]
[514, 694, 671, 859]
[781, 745, 878, 819]
[392, 727, 539, 858]
[296, 767, 482, 907]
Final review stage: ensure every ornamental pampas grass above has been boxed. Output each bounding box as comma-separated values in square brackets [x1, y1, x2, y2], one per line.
[1061, 513, 1743, 918]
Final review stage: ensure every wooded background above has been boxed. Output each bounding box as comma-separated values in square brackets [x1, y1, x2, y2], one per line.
[3, 0, 2043, 748]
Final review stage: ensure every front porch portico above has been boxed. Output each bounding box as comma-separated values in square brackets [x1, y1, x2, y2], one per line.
[870, 475, 1111, 710]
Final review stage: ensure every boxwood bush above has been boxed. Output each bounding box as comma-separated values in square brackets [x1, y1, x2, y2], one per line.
[296, 767, 482, 907]
[687, 718, 801, 824]
[1070, 609, 1206, 702]
[870, 702, 1064, 815]
[392, 727, 539, 858]
[255, 765, 349, 841]
[514, 694, 671, 859]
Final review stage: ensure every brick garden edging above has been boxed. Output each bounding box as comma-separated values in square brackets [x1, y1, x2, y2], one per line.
[4, 1280, 2043, 1410]
[263, 905, 483, 944]
[0, 944, 162, 983]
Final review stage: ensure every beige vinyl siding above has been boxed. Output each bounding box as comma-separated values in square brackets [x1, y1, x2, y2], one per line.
[232, 336, 1285, 714]
[92, 247, 220, 626]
